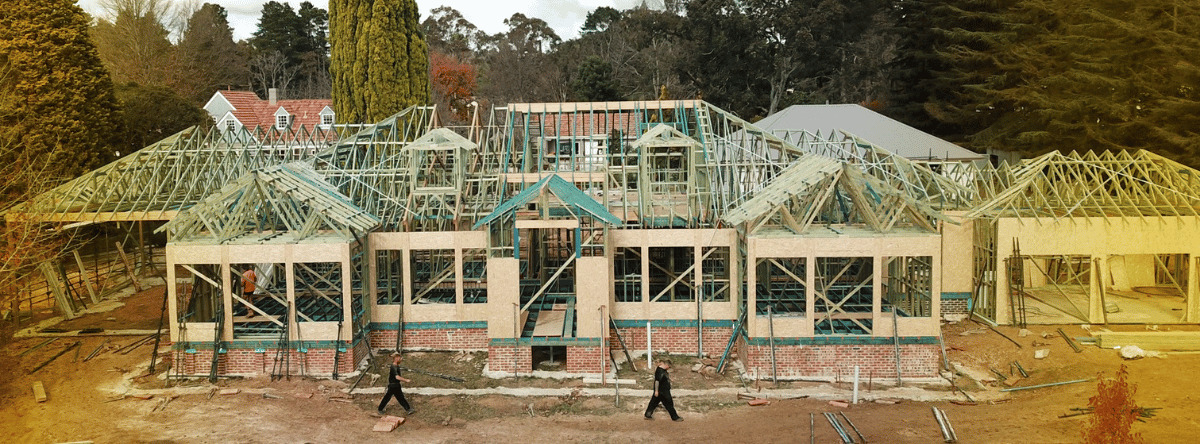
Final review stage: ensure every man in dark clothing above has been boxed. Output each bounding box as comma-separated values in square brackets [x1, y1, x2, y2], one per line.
[644, 358, 682, 421]
[377, 352, 415, 415]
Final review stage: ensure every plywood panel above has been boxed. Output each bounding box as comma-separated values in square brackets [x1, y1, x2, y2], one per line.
[532, 310, 566, 337]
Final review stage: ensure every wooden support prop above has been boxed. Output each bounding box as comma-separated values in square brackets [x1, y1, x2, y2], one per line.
[73, 250, 98, 304]
[40, 262, 75, 320]
[609, 318, 637, 371]
[29, 341, 81, 374]
[114, 242, 142, 292]
[768, 306, 778, 385]
[893, 308, 903, 386]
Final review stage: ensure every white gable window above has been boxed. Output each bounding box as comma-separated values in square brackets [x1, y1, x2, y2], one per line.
[319, 106, 336, 129]
[225, 119, 236, 132]
[276, 114, 289, 130]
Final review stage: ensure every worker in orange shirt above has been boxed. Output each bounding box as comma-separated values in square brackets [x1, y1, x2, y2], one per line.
[241, 265, 257, 318]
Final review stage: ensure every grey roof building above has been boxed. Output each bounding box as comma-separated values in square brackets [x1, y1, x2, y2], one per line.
[755, 104, 984, 163]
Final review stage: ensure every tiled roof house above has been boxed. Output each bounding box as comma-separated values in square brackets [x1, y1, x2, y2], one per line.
[203, 88, 335, 134]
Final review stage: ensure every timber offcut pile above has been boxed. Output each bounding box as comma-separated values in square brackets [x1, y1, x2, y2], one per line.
[1094, 331, 1200, 351]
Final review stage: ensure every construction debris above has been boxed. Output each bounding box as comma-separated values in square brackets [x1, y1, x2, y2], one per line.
[218, 388, 240, 395]
[1034, 349, 1050, 359]
[373, 415, 405, 432]
[32, 381, 47, 403]
[829, 400, 850, 408]
[262, 392, 283, 400]
[1095, 331, 1200, 351]
[1058, 406, 1159, 420]
[1120, 345, 1146, 360]
[748, 399, 770, 406]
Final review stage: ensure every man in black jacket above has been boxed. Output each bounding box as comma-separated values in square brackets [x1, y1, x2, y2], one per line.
[377, 352, 415, 415]
[644, 358, 682, 421]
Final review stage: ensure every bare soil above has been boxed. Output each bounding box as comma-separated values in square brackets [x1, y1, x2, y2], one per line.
[2, 285, 1199, 443]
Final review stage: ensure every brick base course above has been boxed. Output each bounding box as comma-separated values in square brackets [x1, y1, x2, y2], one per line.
[368, 328, 489, 351]
[486, 345, 532, 373]
[616, 326, 733, 358]
[744, 343, 940, 380]
[168, 345, 358, 377]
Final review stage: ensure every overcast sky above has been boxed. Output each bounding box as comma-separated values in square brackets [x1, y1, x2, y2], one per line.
[76, 0, 654, 42]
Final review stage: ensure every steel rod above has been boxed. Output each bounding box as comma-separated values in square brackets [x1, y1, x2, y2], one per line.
[1057, 328, 1082, 353]
[840, 412, 867, 443]
[1000, 378, 1089, 392]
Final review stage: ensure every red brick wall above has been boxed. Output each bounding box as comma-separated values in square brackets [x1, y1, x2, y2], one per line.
[566, 346, 604, 373]
[368, 328, 489, 351]
[487, 345, 532, 373]
[744, 343, 940, 380]
[167, 346, 358, 376]
[616, 326, 733, 357]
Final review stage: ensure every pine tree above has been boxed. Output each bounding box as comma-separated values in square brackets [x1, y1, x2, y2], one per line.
[933, 0, 1200, 166]
[0, 0, 123, 181]
[330, 0, 431, 123]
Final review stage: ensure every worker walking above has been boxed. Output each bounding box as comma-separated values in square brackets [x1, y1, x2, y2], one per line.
[644, 358, 682, 421]
[378, 352, 415, 415]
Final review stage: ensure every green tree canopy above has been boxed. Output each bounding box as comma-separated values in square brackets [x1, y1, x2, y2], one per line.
[249, 1, 330, 99]
[571, 56, 621, 101]
[330, 0, 430, 123]
[175, 3, 249, 103]
[89, 0, 174, 88]
[115, 83, 209, 156]
[0, 0, 123, 181]
[931, 0, 1200, 166]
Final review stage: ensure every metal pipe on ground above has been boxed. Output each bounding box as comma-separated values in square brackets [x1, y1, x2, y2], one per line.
[840, 412, 868, 443]
[1057, 328, 1082, 353]
[1000, 379, 1089, 392]
[824, 412, 854, 444]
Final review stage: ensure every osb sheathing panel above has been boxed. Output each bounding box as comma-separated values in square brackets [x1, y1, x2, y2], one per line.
[486, 258, 520, 338]
[166, 241, 353, 342]
[574, 256, 610, 338]
[608, 228, 740, 321]
[611, 301, 738, 321]
[368, 231, 486, 250]
[750, 234, 941, 258]
[745, 235, 943, 338]
[940, 211, 975, 294]
[609, 228, 737, 247]
[993, 216, 1200, 324]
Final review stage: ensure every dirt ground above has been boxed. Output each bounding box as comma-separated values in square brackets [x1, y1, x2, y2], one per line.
[3, 285, 1200, 444]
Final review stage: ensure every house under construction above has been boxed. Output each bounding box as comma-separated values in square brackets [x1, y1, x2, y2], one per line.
[12, 100, 1200, 381]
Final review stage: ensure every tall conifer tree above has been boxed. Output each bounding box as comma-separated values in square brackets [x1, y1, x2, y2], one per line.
[330, 0, 430, 123]
[0, 0, 123, 180]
